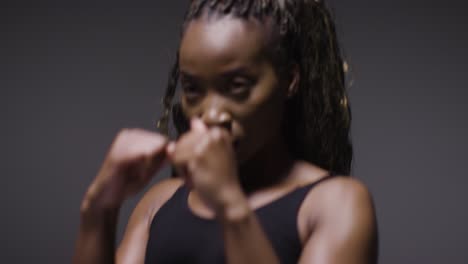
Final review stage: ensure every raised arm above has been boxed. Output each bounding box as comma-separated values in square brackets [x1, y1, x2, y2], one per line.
[72, 129, 170, 264]
[299, 177, 378, 264]
[168, 119, 281, 264]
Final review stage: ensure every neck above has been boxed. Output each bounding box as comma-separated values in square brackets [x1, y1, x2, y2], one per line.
[237, 134, 294, 194]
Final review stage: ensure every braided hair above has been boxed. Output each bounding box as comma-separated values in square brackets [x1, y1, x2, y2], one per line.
[157, 0, 353, 175]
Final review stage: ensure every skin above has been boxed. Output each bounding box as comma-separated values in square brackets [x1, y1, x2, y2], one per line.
[73, 13, 377, 264]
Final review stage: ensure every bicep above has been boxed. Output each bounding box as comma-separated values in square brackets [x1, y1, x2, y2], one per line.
[299, 179, 378, 264]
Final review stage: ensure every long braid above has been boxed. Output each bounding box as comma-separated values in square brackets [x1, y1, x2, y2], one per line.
[156, 53, 179, 135]
[157, 0, 353, 174]
[290, 0, 352, 174]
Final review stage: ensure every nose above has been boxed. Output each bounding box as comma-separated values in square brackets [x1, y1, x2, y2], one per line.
[200, 100, 232, 131]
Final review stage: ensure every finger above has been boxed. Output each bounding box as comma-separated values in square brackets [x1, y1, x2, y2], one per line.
[194, 131, 211, 155]
[169, 131, 203, 165]
[172, 163, 194, 189]
[143, 138, 171, 173]
[147, 150, 169, 174]
[167, 141, 191, 176]
[191, 118, 207, 133]
[209, 126, 233, 145]
[131, 129, 169, 154]
[146, 136, 169, 155]
[166, 142, 176, 156]
[136, 152, 167, 184]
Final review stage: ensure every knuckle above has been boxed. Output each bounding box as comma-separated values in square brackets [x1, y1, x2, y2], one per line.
[186, 160, 196, 171]
[193, 149, 204, 159]
[136, 152, 149, 161]
[118, 128, 138, 139]
[117, 128, 129, 139]
[119, 128, 130, 134]
[210, 129, 222, 141]
[157, 135, 169, 146]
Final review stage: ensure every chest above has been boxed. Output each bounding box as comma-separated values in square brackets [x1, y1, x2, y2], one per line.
[145, 186, 310, 264]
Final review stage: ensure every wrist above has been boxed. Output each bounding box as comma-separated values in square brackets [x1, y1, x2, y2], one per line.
[80, 206, 119, 231]
[80, 192, 121, 228]
[81, 175, 124, 212]
[216, 186, 251, 223]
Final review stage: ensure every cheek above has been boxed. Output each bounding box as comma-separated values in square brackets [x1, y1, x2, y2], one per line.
[236, 75, 286, 146]
[246, 67, 285, 124]
[245, 93, 284, 135]
[233, 91, 284, 163]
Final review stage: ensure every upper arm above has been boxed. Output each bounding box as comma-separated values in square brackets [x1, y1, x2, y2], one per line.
[299, 178, 378, 264]
[116, 178, 183, 264]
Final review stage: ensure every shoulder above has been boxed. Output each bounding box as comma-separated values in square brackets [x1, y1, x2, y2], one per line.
[313, 176, 373, 208]
[292, 162, 374, 216]
[138, 177, 185, 224]
[298, 174, 378, 263]
[294, 162, 376, 236]
[116, 178, 184, 263]
[123, 177, 184, 230]
[303, 175, 375, 226]
[292, 162, 374, 217]
[144, 177, 185, 203]
[307, 175, 377, 247]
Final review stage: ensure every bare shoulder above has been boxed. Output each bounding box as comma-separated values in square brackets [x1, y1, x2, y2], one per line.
[116, 177, 184, 264]
[121, 177, 184, 239]
[304, 175, 375, 221]
[294, 162, 375, 222]
[315, 176, 373, 206]
[137, 177, 185, 223]
[145, 177, 184, 200]
[298, 174, 378, 263]
[293, 162, 373, 203]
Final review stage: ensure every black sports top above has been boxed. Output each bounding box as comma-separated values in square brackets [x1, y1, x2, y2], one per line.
[145, 175, 334, 264]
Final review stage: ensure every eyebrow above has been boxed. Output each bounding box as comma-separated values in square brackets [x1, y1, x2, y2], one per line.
[179, 66, 254, 80]
[220, 67, 254, 78]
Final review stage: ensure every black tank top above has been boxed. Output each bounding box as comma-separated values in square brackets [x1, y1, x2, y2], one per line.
[145, 175, 334, 264]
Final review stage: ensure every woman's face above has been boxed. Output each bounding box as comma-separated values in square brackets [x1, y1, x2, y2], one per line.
[179, 14, 289, 164]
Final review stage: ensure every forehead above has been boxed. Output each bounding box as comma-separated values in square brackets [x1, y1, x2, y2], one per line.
[179, 14, 271, 73]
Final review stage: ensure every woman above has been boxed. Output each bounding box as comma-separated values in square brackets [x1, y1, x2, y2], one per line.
[73, 0, 378, 263]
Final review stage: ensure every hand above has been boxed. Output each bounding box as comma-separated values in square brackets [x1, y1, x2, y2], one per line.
[82, 129, 169, 213]
[167, 119, 244, 212]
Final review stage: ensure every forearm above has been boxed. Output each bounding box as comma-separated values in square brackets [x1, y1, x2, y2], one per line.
[218, 194, 280, 264]
[73, 206, 119, 264]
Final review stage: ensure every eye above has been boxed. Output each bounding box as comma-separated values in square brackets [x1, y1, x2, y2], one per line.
[181, 80, 203, 100]
[227, 77, 254, 97]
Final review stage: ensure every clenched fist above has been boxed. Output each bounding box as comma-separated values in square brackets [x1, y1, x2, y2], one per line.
[167, 118, 245, 214]
[82, 129, 169, 213]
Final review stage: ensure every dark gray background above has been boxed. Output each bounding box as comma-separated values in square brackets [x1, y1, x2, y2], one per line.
[2, 0, 467, 263]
